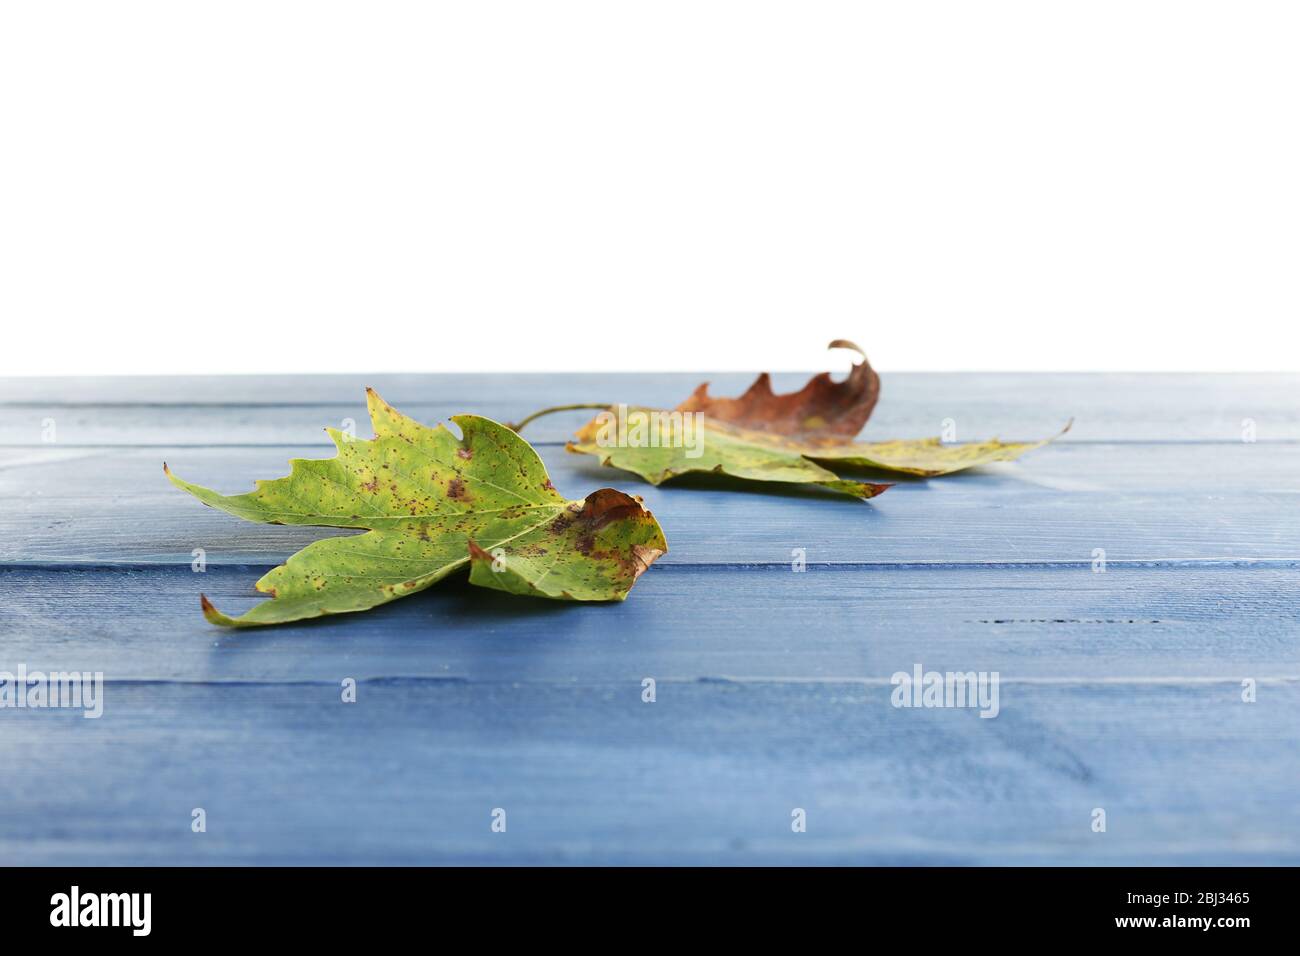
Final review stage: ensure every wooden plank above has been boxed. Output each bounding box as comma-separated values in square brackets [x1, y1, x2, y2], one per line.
[9, 438, 1300, 496]
[2, 564, 1296, 682]
[2, 442, 1297, 565]
[2, 680, 1294, 864]
[3, 372, 1297, 443]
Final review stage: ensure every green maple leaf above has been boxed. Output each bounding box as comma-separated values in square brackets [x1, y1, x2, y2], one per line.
[165, 389, 667, 627]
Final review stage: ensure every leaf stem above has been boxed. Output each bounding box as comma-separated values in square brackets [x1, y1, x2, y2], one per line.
[506, 403, 612, 433]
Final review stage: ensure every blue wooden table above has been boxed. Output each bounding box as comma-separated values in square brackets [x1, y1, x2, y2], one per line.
[2, 372, 1297, 864]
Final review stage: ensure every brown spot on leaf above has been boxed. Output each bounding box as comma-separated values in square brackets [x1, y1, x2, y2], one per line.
[576, 488, 649, 533]
[629, 544, 664, 581]
[456, 447, 473, 460]
[448, 477, 468, 500]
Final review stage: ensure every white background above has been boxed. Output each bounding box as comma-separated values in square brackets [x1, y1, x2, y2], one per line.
[2, 1, 1297, 376]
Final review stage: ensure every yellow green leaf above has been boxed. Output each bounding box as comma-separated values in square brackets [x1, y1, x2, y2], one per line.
[797, 423, 1072, 477]
[166, 389, 666, 627]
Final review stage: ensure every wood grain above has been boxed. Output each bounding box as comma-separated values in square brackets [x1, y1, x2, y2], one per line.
[2, 681, 1294, 864]
[2, 563, 1297, 682]
[3, 372, 1297, 443]
[2, 442, 1299, 565]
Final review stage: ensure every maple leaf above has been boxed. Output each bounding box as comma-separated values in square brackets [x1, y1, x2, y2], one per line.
[531, 341, 1065, 496]
[165, 389, 667, 627]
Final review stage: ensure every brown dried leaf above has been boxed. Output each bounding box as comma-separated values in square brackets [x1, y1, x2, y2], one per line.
[675, 339, 879, 439]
